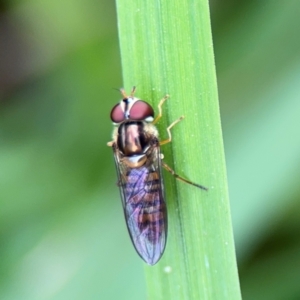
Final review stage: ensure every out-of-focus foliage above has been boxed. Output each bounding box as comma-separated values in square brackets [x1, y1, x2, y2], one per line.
[0, 1, 145, 299]
[211, 1, 300, 299]
[0, 0, 299, 299]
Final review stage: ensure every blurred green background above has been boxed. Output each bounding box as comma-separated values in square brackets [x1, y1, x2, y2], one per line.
[0, 0, 299, 299]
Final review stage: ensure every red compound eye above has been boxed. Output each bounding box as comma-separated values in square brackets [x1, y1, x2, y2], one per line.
[110, 103, 125, 123]
[129, 100, 154, 120]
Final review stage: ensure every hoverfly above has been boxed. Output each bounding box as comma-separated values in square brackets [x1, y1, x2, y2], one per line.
[107, 87, 207, 265]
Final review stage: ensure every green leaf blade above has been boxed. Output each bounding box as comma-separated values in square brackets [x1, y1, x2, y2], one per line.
[116, 0, 241, 299]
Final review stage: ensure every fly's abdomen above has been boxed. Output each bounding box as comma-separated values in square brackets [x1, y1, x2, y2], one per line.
[124, 167, 167, 265]
[138, 170, 165, 243]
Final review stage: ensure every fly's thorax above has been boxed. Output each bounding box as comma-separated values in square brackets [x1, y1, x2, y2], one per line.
[117, 120, 158, 156]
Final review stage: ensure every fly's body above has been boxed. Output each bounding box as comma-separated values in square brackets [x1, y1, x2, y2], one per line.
[108, 87, 207, 265]
[111, 120, 166, 265]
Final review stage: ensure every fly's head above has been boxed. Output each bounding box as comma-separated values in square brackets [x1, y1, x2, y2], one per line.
[110, 87, 154, 125]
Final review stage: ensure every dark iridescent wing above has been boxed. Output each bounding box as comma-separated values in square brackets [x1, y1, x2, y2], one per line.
[112, 141, 167, 265]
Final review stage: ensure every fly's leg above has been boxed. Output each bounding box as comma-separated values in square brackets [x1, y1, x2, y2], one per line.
[152, 94, 169, 125]
[162, 162, 208, 191]
[159, 115, 207, 190]
[107, 128, 118, 147]
[160, 116, 184, 146]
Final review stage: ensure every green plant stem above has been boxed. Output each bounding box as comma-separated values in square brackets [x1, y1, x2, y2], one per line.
[115, 0, 241, 299]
